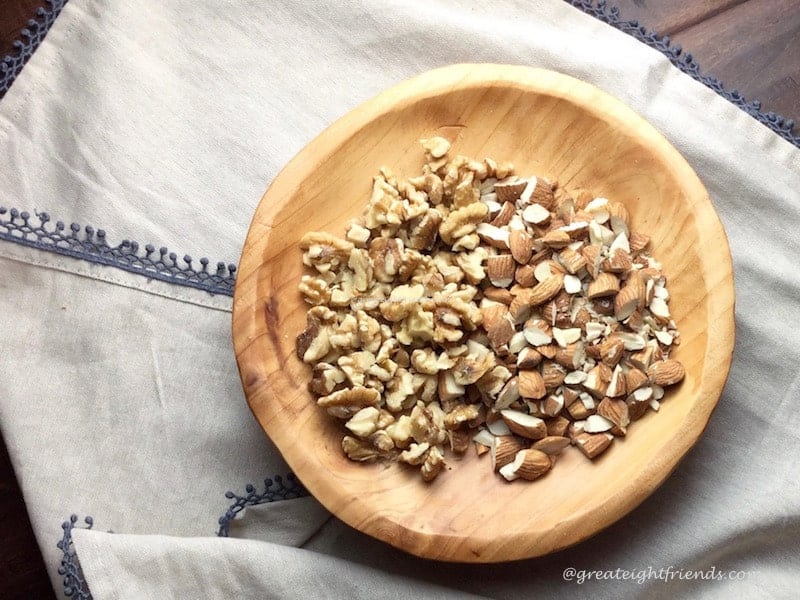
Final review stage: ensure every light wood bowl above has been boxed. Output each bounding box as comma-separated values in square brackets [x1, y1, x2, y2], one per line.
[232, 64, 734, 562]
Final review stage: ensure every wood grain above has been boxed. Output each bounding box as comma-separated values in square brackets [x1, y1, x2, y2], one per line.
[232, 64, 735, 562]
[613, 0, 749, 35]
[672, 0, 800, 124]
[614, 0, 800, 128]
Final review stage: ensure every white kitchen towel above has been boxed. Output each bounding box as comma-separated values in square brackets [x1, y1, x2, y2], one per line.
[0, 0, 798, 599]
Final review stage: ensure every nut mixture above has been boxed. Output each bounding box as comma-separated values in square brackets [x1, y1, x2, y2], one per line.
[295, 137, 685, 483]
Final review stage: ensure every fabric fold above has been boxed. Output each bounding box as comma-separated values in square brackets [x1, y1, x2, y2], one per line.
[72, 529, 490, 600]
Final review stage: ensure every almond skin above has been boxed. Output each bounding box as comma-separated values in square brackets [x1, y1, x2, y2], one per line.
[509, 229, 534, 264]
[531, 436, 571, 455]
[525, 273, 565, 306]
[490, 201, 516, 227]
[500, 409, 547, 440]
[647, 359, 686, 386]
[575, 432, 614, 459]
[493, 179, 528, 202]
[518, 369, 547, 400]
[587, 272, 620, 298]
[614, 282, 641, 321]
[491, 436, 526, 471]
[486, 254, 516, 288]
[510, 449, 552, 481]
[597, 397, 630, 435]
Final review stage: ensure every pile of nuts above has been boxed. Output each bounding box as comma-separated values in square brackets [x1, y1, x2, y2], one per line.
[295, 137, 685, 483]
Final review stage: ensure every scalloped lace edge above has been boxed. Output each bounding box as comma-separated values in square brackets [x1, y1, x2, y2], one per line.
[0, 0, 67, 96]
[57, 474, 308, 599]
[0, 207, 236, 296]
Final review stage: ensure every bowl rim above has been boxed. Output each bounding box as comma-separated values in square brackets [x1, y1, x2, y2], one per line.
[232, 63, 735, 562]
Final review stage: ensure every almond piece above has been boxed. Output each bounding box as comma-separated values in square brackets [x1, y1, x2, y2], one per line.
[649, 297, 671, 321]
[541, 361, 566, 390]
[614, 282, 641, 321]
[541, 229, 572, 248]
[624, 367, 649, 392]
[438, 371, 465, 402]
[575, 432, 614, 459]
[582, 244, 603, 278]
[490, 435, 526, 471]
[606, 364, 627, 397]
[493, 178, 528, 203]
[583, 363, 611, 398]
[531, 436, 571, 455]
[563, 274, 582, 294]
[603, 248, 633, 273]
[483, 286, 513, 304]
[475, 223, 510, 249]
[598, 336, 625, 368]
[627, 398, 649, 421]
[531, 260, 553, 283]
[629, 231, 650, 254]
[537, 344, 558, 359]
[523, 318, 552, 346]
[572, 306, 592, 329]
[552, 327, 582, 348]
[629, 344, 656, 371]
[558, 247, 587, 275]
[486, 254, 516, 288]
[518, 369, 546, 399]
[587, 272, 620, 298]
[566, 400, 592, 420]
[546, 415, 571, 437]
[553, 342, 586, 370]
[583, 414, 614, 433]
[521, 203, 550, 225]
[597, 397, 630, 436]
[647, 359, 685, 386]
[518, 177, 551, 208]
[486, 314, 514, 352]
[507, 448, 552, 481]
[608, 201, 630, 227]
[500, 410, 547, 440]
[495, 376, 520, 410]
[515, 264, 537, 287]
[541, 394, 565, 418]
[508, 331, 528, 354]
[509, 230, 534, 264]
[490, 201, 516, 227]
[516, 346, 543, 369]
[524, 273, 565, 306]
[558, 220, 590, 240]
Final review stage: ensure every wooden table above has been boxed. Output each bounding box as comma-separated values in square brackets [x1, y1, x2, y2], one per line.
[1, 1, 798, 597]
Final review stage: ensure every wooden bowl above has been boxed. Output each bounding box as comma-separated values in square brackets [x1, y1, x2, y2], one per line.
[232, 64, 734, 562]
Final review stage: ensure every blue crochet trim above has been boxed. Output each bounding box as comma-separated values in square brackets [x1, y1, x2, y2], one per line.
[0, 208, 236, 296]
[57, 515, 93, 600]
[217, 474, 309, 537]
[0, 0, 68, 97]
[566, 0, 800, 148]
[55, 475, 306, 599]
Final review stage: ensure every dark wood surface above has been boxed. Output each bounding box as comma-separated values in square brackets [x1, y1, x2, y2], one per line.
[616, 0, 800, 126]
[0, 1, 798, 597]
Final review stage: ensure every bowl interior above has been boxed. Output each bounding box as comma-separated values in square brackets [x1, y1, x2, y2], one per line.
[232, 65, 734, 562]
